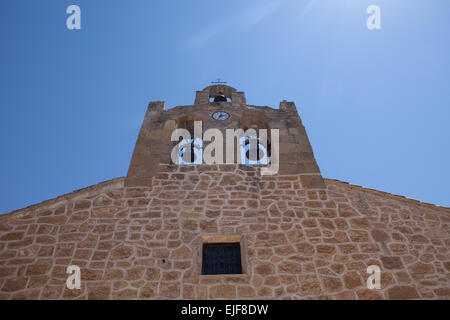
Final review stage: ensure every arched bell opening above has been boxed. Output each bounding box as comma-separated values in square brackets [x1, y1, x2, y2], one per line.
[174, 115, 204, 165]
[239, 114, 271, 165]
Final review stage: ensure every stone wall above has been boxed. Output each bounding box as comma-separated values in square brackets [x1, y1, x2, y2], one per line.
[126, 86, 323, 187]
[0, 165, 449, 300]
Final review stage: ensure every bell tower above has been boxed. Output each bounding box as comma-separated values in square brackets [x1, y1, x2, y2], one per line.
[125, 85, 324, 189]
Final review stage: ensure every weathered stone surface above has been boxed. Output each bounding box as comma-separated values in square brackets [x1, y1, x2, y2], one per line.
[141, 283, 158, 299]
[238, 286, 256, 298]
[348, 230, 370, 242]
[371, 229, 389, 242]
[255, 263, 275, 275]
[88, 284, 111, 300]
[356, 289, 383, 300]
[0, 232, 24, 241]
[159, 283, 181, 298]
[408, 262, 434, 279]
[126, 267, 146, 280]
[209, 284, 236, 299]
[2, 278, 27, 292]
[41, 286, 63, 299]
[343, 272, 362, 289]
[321, 276, 343, 292]
[434, 288, 450, 298]
[111, 246, 133, 260]
[298, 275, 321, 295]
[296, 242, 315, 255]
[145, 268, 161, 281]
[113, 288, 138, 300]
[25, 263, 52, 276]
[278, 262, 302, 274]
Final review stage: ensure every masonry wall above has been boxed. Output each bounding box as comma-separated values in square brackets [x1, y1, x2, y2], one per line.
[0, 165, 449, 300]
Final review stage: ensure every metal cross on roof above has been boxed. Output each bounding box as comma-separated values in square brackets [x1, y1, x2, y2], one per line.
[211, 78, 227, 85]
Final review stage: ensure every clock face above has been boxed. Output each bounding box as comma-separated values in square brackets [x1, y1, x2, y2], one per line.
[212, 111, 230, 121]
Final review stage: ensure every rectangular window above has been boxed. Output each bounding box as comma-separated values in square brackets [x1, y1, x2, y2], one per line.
[202, 242, 242, 275]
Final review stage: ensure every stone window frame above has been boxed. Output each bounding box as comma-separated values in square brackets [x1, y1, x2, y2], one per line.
[197, 234, 248, 278]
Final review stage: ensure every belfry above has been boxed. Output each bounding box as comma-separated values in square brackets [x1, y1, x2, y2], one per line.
[0, 85, 448, 300]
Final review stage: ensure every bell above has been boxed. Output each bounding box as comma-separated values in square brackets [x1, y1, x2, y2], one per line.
[213, 93, 227, 102]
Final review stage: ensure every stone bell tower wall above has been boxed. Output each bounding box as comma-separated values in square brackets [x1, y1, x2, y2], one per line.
[1, 85, 448, 300]
[126, 86, 324, 188]
[1, 171, 449, 300]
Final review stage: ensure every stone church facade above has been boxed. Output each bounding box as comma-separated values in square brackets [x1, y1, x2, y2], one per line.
[0, 85, 448, 300]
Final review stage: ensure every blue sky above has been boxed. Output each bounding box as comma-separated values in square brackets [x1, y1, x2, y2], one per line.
[0, 0, 449, 213]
